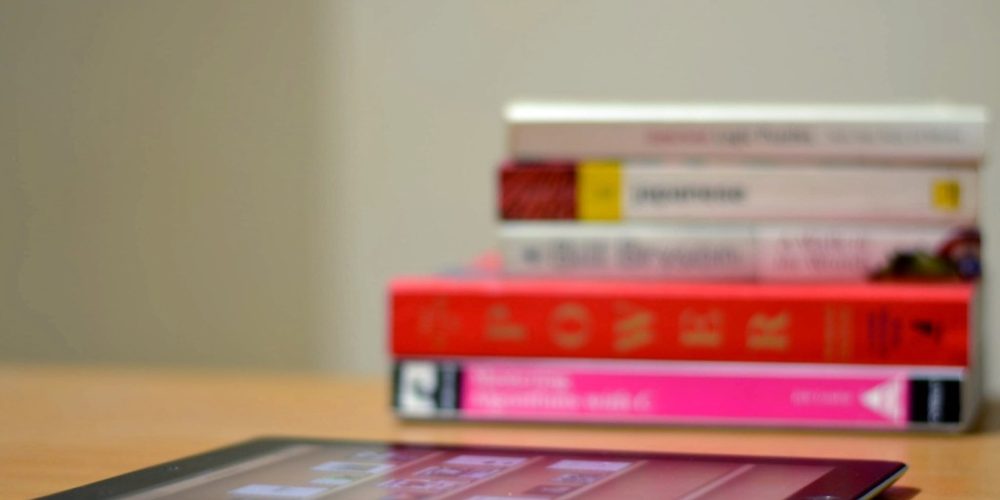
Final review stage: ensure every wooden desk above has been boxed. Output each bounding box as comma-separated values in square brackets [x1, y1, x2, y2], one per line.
[1, 365, 997, 499]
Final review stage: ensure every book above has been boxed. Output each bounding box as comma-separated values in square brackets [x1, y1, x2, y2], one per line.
[499, 222, 981, 282]
[499, 160, 978, 224]
[506, 102, 988, 162]
[393, 358, 974, 431]
[389, 276, 974, 366]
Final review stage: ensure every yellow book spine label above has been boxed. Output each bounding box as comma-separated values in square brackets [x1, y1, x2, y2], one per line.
[932, 179, 961, 211]
[577, 161, 622, 220]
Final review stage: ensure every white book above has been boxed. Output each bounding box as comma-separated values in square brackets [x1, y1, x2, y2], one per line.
[619, 161, 977, 224]
[499, 160, 979, 224]
[499, 222, 978, 282]
[506, 102, 988, 162]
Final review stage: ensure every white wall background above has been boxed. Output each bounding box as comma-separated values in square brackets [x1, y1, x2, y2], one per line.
[1, 0, 329, 369]
[3, 1, 999, 396]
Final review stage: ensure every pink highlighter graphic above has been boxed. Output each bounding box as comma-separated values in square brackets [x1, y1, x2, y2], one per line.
[462, 361, 909, 427]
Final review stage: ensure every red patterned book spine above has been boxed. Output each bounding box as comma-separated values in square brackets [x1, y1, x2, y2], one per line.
[498, 161, 576, 220]
[390, 277, 973, 366]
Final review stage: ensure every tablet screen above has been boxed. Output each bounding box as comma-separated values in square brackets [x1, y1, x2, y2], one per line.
[44, 438, 905, 500]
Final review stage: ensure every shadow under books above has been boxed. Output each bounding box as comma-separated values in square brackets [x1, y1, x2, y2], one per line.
[973, 399, 1000, 433]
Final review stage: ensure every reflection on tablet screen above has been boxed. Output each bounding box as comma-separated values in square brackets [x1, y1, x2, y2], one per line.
[121, 443, 836, 500]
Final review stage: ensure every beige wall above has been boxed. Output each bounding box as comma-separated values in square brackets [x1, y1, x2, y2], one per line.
[1, 0, 332, 369]
[3, 1, 1000, 396]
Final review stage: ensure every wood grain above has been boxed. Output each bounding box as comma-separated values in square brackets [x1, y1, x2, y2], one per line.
[1, 364, 997, 499]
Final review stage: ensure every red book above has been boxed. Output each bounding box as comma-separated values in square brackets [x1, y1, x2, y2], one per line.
[390, 276, 973, 366]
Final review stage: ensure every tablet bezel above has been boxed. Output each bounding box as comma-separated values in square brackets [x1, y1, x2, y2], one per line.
[40, 436, 907, 499]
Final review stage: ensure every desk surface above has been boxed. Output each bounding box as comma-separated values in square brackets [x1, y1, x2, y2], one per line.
[1, 364, 998, 499]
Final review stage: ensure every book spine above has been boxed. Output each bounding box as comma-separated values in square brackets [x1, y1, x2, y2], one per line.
[393, 358, 968, 431]
[499, 161, 978, 223]
[500, 223, 981, 282]
[508, 121, 986, 162]
[389, 278, 973, 366]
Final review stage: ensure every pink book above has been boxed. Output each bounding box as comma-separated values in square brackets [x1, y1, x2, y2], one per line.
[393, 358, 972, 431]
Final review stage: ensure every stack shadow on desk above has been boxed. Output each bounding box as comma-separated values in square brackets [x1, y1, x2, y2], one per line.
[389, 102, 988, 431]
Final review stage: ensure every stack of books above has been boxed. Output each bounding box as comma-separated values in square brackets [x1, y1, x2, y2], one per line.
[389, 102, 988, 431]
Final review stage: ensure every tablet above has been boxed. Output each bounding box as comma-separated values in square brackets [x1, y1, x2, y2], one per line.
[42, 437, 906, 500]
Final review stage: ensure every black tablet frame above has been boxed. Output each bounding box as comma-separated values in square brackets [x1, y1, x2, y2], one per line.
[40, 436, 907, 500]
